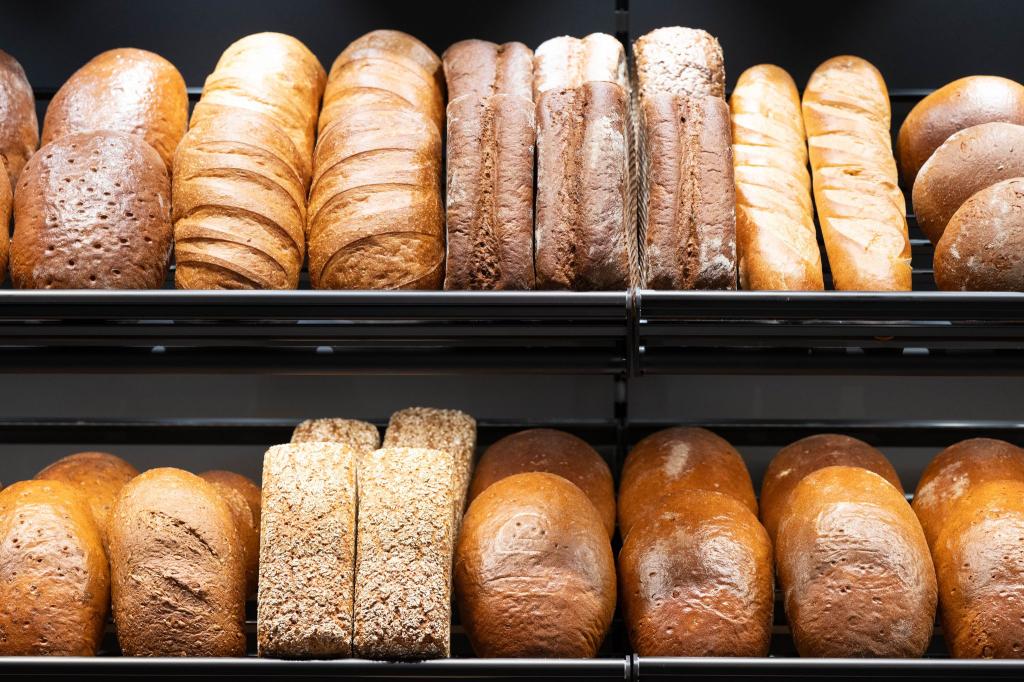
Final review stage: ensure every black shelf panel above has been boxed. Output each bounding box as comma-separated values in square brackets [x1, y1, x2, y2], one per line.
[636, 656, 1024, 680]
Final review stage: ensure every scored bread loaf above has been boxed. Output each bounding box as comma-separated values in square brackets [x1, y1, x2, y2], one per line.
[632, 26, 725, 102]
[731, 64, 822, 290]
[108, 468, 246, 656]
[776, 465, 936, 657]
[0, 50, 38, 188]
[258, 443, 357, 658]
[443, 40, 533, 102]
[619, 489, 773, 656]
[468, 428, 615, 538]
[200, 471, 260, 598]
[42, 48, 186, 172]
[353, 447, 455, 660]
[0, 480, 108, 655]
[534, 33, 628, 97]
[803, 56, 912, 291]
[618, 427, 756, 539]
[12, 131, 172, 289]
[291, 417, 380, 454]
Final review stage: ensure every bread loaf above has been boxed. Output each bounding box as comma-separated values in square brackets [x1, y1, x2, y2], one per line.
[897, 76, 1024, 190]
[455, 472, 615, 657]
[0, 163, 10, 282]
[258, 443, 357, 658]
[443, 40, 533, 102]
[731, 64, 822, 290]
[618, 427, 755, 539]
[200, 470, 260, 598]
[291, 417, 380, 453]
[619, 489, 772, 656]
[353, 447, 454, 660]
[803, 56, 912, 291]
[35, 451, 139, 551]
[776, 465, 936, 657]
[933, 479, 1024, 658]
[468, 428, 615, 538]
[913, 437, 1024, 549]
[108, 468, 246, 656]
[0, 50, 38, 188]
[42, 48, 186, 172]
[640, 92, 736, 289]
[935, 177, 1024, 290]
[912, 123, 1024, 245]
[0, 480, 108, 655]
[633, 27, 725, 102]
[760, 433, 902, 542]
[12, 131, 172, 289]
[533, 33, 628, 98]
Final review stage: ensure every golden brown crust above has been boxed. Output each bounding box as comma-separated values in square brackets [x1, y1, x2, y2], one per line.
[455, 472, 615, 657]
[776, 466, 936, 658]
[42, 48, 186, 172]
[619, 489, 773, 656]
[200, 471, 260, 598]
[334, 30, 444, 106]
[619, 427, 755, 540]
[468, 429, 615, 538]
[0, 50, 39, 188]
[0, 480, 108, 655]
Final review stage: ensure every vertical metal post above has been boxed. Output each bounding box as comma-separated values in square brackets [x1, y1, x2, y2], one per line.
[615, 0, 630, 47]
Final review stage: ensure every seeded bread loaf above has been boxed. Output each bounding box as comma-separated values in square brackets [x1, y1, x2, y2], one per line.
[0, 50, 38, 188]
[443, 40, 533, 102]
[200, 470, 260, 598]
[258, 443, 357, 658]
[291, 417, 380, 454]
[633, 26, 725, 102]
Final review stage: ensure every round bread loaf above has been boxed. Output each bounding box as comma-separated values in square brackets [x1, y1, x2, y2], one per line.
[619, 489, 773, 656]
[912, 122, 1024, 244]
[467, 429, 615, 538]
[913, 438, 1024, 550]
[108, 467, 246, 656]
[0, 480, 108, 655]
[35, 451, 139, 551]
[776, 465, 937, 658]
[0, 49, 38, 188]
[935, 177, 1024, 291]
[896, 76, 1024, 189]
[42, 48, 187, 171]
[454, 472, 615, 657]
[11, 131, 172, 289]
[200, 470, 261, 597]
[933, 479, 1024, 658]
[760, 433, 902, 542]
[618, 427, 755, 540]
[0, 159, 10, 282]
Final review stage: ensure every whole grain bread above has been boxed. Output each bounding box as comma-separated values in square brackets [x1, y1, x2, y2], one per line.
[0, 50, 38, 188]
[290, 417, 380, 454]
[633, 27, 725, 102]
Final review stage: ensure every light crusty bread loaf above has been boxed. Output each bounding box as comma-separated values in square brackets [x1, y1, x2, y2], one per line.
[383, 407, 476, 529]
[760, 433, 902, 542]
[290, 417, 380, 453]
[455, 472, 616, 657]
[619, 489, 773, 656]
[935, 178, 1024, 291]
[933, 479, 1024, 658]
[12, 131, 172, 289]
[619, 427, 756, 539]
[533, 33, 628, 98]
[803, 56, 912, 291]
[731, 64, 823, 290]
[258, 443, 357, 658]
[353, 447, 455, 660]
[332, 29, 444, 97]
[633, 27, 725, 102]
[200, 471, 260, 598]
[913, 438, 1024, 550]
[776, 465, 936, 657]
[0, 50, 38, 188]
[35, 451, 139, 551]
[42, 48, 186, 172]
[913, 123, 1024, 245]
[0, 480, 108, 655]
[640, 93, 736, 289]
[468, 428, 615, 538]
[897, 76, 1024, 190]
[108, 468, 246, 656]
[443, 40, 533, 102]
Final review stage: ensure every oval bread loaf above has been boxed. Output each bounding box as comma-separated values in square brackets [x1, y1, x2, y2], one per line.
[0, 49, 39, 188]
[200, 470, 260, 597]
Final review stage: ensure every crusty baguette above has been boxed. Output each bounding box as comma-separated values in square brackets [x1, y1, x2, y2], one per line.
[731, 64, 823, 290]
[802, 56, 911, 291]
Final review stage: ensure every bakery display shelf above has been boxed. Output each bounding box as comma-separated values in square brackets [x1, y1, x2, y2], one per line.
[635, 656, 1024, 680]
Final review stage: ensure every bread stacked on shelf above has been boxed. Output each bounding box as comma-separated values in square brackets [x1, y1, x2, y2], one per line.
[200, 469, 262, 597]
[633, 27, 736, 290]
[617, 427, 772, 656]
[533, 33, 636, 290]
[174, 33, 325, 290]
[442, 40, 536, 289]
[309, 30, 444, 290]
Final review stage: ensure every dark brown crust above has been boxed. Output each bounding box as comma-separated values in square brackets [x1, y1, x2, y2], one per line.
[442, 40, 533, 102]
[12, 131, 172, 289]
[0, 50, 38, 188]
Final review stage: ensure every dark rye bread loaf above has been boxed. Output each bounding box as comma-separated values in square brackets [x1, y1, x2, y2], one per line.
[641, 93, 736, 289]
[536, 81, 634, 290]
[108, 468, 246, 657]
[0, 50, 38, 188]
[11, 131, 172, 289]
[0, 480, 109, 655]
[443, 40, 533, 102]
